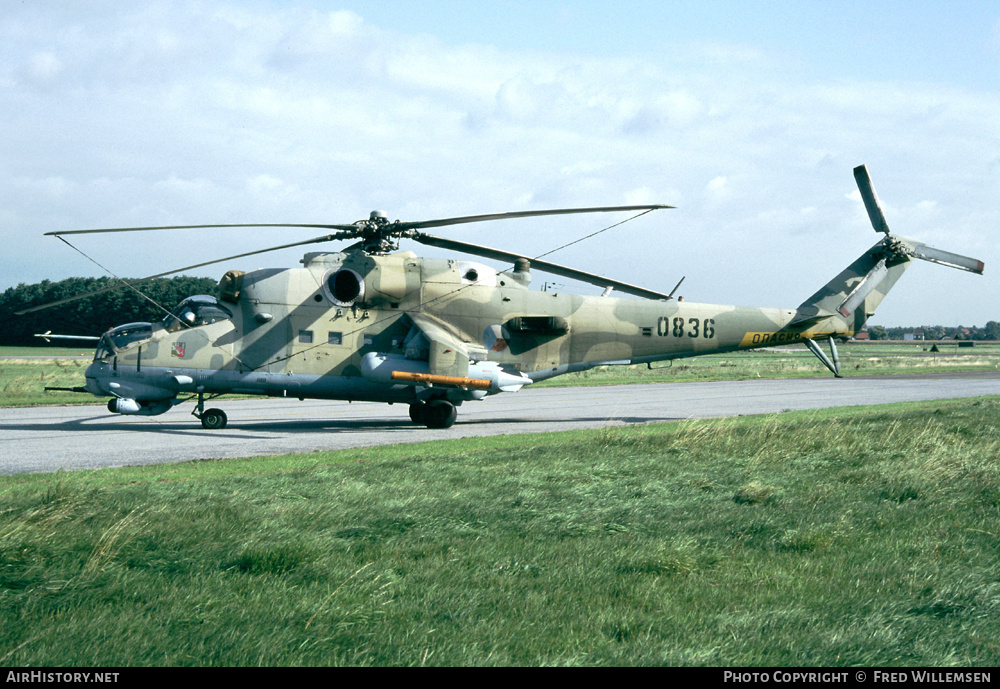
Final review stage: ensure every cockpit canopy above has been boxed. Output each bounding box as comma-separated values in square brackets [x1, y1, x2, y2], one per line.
[94, 322, 154, 361]
[162, 295, 233, 332]
[93, 296, 234, 361]
[108, 322, 154, 350]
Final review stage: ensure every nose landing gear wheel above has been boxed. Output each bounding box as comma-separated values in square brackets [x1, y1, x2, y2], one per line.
[192, 392, 228, 429]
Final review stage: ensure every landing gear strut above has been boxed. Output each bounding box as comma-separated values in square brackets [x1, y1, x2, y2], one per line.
[192, 392, 228, 429]
[804, 336, 843, 378]
[408, 399, 457, 429]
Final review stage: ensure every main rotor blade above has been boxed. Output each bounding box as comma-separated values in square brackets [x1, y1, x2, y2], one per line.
[45, 204, 671, 236]
[413, 233, 673, 300]
[46, 223, 360, 237]
[854, 165, 891, 234]
[396, 204, 672, 231]
[16, 232, 352, 315]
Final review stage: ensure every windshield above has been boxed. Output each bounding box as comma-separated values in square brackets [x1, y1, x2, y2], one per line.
[162, 295, 233, 332]
[93, 322, 154, 361]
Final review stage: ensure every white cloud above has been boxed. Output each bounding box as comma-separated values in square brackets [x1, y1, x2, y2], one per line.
[28, 51, 63, 81]
[705, 176, 729, 202]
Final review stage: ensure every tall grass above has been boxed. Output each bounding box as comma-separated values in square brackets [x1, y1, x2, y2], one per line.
[1, 398, 998, 665]
[0, 358, 88, 405]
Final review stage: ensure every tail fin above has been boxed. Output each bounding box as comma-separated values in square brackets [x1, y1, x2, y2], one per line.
[793, 238, 915, 334]
[793, 165, 984, 334]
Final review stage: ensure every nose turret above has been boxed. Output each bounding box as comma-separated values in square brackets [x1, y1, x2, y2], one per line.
[83, 362, 108, 397]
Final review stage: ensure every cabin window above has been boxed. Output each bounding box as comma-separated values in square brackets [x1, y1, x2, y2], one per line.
[299, 330, 314, 344]
[328, 332, 342, 346]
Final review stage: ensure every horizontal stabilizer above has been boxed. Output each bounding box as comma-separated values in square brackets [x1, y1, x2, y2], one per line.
[787, 307, 837, 327]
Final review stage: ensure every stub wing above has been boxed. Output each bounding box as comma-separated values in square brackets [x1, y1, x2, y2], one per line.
[406, 311, 488, 379]
[361, 312, 530, 393]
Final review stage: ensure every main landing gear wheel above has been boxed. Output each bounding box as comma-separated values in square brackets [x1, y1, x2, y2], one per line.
[408, 400, 456, 428]
[200, 408, 228, 430]
[422, 399, 457, 429]
[408, 402, 427, 425]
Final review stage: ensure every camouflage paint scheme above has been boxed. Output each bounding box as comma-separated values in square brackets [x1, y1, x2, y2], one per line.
[84, 233, 911, 422]
[79, 166, 983, 429]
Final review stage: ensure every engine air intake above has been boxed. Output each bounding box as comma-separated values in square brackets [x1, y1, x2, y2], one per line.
[328, 268, 365, 305]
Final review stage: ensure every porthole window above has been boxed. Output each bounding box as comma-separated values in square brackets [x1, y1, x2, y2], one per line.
[458, 261, 497, 286]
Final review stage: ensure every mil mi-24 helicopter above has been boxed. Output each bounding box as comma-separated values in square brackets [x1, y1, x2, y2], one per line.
[23, 165, 984, 429]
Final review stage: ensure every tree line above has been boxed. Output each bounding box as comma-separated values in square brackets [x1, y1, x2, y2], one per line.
[866, 323, 1000, 341]
[2, 276, 219, 347]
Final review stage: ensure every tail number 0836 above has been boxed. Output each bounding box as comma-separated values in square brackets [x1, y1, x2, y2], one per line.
[657, 317, 716, 339]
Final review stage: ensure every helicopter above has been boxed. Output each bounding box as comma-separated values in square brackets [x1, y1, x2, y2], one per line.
[21, 165, 984, 430]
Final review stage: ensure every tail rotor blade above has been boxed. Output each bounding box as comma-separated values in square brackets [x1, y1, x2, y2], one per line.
[838, 258, 888, 317]
[854, 165, 891, 234]
[852, 166, 984, 275]
[908, 243, 985, 274]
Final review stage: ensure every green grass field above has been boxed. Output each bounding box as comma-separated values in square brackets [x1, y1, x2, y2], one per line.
[538, 341, 1000, 386]
[2, 399, 998, 666]
[0, 357, 90, 406]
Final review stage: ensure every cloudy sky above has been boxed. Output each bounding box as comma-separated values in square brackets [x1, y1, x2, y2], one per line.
[3, 1, 998, 327]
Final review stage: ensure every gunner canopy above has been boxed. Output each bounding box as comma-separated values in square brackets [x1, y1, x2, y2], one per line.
[92, 296, 233, 361]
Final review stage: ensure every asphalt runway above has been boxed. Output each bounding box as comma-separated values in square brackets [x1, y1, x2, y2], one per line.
[2, 372, 999, 475]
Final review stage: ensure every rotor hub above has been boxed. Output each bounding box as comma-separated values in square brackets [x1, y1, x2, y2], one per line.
[360, 210, 402, 253]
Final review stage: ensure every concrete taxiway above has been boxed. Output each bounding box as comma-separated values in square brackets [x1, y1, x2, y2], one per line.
[2, 372, 999, 475]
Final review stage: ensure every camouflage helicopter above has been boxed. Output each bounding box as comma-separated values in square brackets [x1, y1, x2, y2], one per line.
[23, 165, 984, 430]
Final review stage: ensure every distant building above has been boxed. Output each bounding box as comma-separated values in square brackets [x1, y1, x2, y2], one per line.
[903, 330, 925, 341]
[854, 331, 871, 340]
